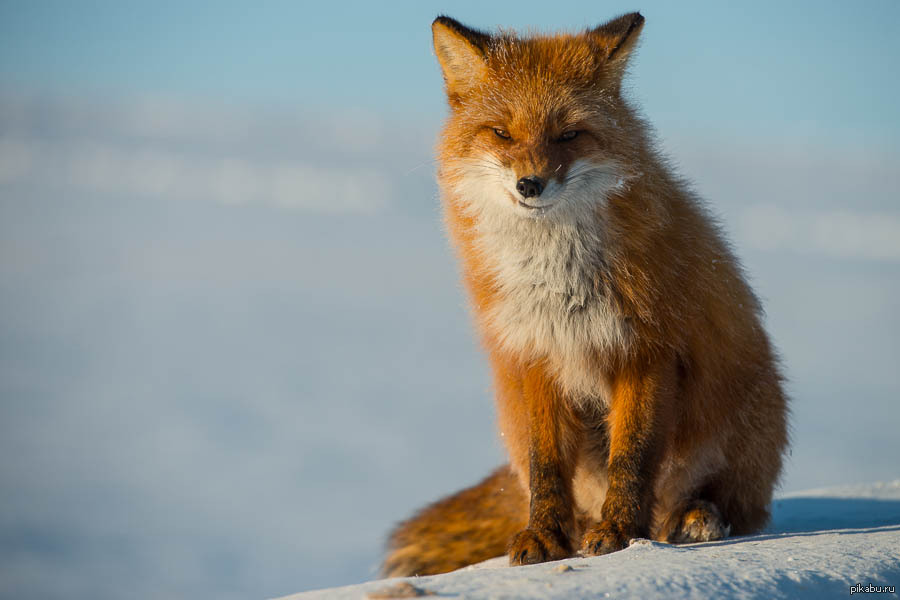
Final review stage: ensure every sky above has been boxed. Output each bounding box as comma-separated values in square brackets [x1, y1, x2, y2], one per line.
[1, 1, 899, 599]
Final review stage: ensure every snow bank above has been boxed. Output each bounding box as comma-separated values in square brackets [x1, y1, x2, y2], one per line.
[276, 481, 900, 600]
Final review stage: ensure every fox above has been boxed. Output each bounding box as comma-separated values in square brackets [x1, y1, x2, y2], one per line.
[382, 12, 789, 577]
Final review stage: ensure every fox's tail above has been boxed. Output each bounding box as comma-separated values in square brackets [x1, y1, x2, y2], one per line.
[381, 465, 527, 577]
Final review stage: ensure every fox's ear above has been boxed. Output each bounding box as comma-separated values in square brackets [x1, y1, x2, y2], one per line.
[590, 12, 645, 68]
[432, 16, 490, 98]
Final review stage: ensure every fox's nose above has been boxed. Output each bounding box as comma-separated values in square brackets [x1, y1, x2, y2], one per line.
[516, 176, 545, 199]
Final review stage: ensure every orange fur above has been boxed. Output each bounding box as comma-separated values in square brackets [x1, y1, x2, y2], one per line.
[382, 12, 788, 576]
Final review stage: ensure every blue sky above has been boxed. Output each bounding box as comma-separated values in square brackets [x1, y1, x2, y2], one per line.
[2, 0, 899, 146]
[1, 2, 899, 599]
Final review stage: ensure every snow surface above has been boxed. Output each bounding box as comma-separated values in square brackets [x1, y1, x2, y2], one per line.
[277, 481, 900, 600]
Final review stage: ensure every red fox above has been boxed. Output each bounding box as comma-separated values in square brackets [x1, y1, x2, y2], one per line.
[382, 12, 788, 577]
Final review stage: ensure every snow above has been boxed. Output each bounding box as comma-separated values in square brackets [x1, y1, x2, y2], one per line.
[276, 481, 900, 600]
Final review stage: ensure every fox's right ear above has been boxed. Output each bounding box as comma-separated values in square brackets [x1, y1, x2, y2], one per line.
[432, 16, 490, 99]
[590, 13, 644, 68]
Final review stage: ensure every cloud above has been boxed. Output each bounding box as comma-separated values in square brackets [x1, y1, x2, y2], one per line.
[0, 94, 407, 215]
[0, 92, 392, 154]
[0, 137, 391, 214]
[739, 204, 900, 262]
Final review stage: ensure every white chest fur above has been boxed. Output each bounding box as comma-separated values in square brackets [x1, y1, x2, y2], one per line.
[447, 155, 633, 402]
[475, 212, 631, 402]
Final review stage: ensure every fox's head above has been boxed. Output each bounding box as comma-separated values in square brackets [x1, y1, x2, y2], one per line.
[433, 13, 647, 224]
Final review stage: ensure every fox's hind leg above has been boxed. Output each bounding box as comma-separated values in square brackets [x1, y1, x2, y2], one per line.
[653, 461, 775, 544]
[657, 498, 730, 543]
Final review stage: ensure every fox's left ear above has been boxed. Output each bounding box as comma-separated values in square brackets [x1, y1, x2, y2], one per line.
[590, 12, 645, 71]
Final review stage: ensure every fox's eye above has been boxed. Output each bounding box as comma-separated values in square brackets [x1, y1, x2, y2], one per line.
[558, 130, 579, 142]
[493, 128, 511, 140]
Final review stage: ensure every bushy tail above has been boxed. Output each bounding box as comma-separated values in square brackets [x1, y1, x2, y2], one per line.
[381, 465, 527, 577]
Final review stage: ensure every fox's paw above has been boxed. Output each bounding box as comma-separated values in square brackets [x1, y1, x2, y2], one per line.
[663, 499, 731, 544]
[508, 527, 571, 566]
[581, 520, 634, 556]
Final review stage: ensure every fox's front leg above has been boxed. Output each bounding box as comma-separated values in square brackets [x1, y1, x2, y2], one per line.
[508, 364, 580, 566]
[582, 354, 676, 555]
